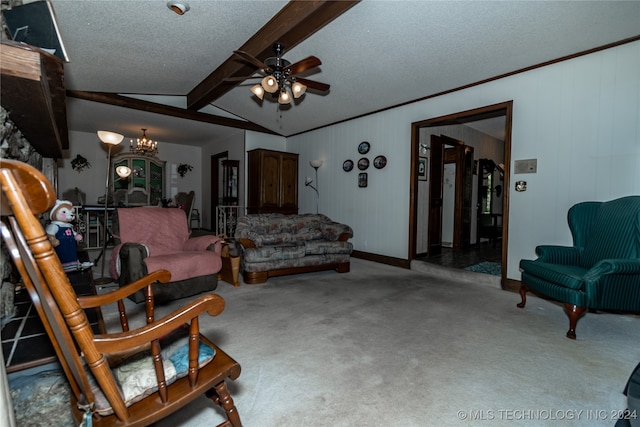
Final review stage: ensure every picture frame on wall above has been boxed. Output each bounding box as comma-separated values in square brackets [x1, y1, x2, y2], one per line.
[418, 157, 428, 181]
[358, 172, 368, 188]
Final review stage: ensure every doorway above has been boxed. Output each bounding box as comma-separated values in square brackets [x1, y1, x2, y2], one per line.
[428, 135, 474, 255]
[409, 101, 512, 286]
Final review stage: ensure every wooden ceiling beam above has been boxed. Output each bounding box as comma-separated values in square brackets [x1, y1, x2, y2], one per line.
[67, 90, 279, 135]
[186, 0, 360, 111]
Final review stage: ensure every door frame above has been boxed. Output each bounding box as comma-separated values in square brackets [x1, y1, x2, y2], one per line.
[409, 101, 513, 287]
[210, 151, 229, 231]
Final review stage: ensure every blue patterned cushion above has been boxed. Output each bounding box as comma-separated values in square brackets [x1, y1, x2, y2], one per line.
[89, 327, 216, 416]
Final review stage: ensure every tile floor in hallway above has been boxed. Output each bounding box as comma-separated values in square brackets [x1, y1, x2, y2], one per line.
[416, 241, 502, 270]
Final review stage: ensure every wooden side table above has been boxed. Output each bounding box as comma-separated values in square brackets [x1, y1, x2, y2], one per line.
[218, 241, 240, 286]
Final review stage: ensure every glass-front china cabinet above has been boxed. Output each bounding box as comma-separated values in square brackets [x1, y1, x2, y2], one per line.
[112, 154, 166, 206]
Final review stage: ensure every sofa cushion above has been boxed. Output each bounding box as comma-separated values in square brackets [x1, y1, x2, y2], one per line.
[243, 243, 306, 263]
[235, 213, 352, 245]
[519, 260, 588, 290]
[254, 232, 296, 246]
[143, 251, 221, 283]
[241, 253, 352, 273]
[294, 228, 324, 241]
[304, 240, 353, 255]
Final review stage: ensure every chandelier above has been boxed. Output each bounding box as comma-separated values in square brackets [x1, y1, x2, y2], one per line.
[130, 128, 158, 156]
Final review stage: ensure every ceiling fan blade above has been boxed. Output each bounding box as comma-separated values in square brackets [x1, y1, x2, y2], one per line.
[285, 56, 321, 75]
[233, 50, 272, 73]
[296, 78, 330, 92]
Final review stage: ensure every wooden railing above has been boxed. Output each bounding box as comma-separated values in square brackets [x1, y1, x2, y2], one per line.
[73, 206, 115, 250]
[216, 206, 246, 238]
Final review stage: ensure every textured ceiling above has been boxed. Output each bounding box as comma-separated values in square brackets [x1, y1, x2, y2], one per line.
[10, 1, 640, 146]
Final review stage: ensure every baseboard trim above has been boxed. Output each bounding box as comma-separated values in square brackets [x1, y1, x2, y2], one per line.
[351, 251, 410, 269]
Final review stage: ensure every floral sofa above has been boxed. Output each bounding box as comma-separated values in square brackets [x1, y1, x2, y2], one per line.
[234, 213, 353, 284]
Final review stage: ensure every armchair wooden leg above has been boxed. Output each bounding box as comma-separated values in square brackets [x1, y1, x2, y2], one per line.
[564, 304, 587, 340]
[517, 284, 528, 308]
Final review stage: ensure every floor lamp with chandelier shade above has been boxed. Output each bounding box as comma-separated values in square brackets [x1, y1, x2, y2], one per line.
[94, 130, 125, 285]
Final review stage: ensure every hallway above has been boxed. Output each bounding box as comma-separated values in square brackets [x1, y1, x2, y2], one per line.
[416, 241, 502, 271]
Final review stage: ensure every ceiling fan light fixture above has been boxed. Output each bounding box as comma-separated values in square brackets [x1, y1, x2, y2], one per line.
[278, 89, 291, 105]
[235, 43, 327, 108]
[251, 84, 265, 100]
[261, 75, 279, 93]
[167, 1, 190, 15]
[292, 81, 307, 98]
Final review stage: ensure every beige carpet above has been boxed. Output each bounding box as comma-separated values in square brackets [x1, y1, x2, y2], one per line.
[8, 259, 639, 426]
[95, 258, 639, 427]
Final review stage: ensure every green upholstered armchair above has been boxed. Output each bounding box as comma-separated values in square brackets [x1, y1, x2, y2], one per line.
[518, 196, 640, 339]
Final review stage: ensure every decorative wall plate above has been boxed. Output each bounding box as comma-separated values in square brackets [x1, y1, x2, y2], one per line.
[373, 155, 387, 169]
[358, 158, 369, 170]
[343, 159, 354, 172]
[358, 173, 368, 188]
[358, 141, 370, 154]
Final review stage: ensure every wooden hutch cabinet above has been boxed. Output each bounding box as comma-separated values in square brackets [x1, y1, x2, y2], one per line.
[247, 149, 298, 214]
[112, 154, 166, 206]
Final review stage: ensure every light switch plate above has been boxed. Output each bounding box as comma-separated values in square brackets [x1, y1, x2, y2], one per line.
[514, 159, 537, 174]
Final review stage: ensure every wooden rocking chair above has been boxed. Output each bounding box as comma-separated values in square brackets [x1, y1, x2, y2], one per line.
[0, 159, 241, 426]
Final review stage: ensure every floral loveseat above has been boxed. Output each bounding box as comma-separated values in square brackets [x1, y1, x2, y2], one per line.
[234, 213, 353, 284]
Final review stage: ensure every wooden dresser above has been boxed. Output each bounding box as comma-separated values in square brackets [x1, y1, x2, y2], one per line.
[247, 149, 298, 214]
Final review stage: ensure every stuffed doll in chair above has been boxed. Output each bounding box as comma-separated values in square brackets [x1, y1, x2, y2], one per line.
[46, 199, 87, 271]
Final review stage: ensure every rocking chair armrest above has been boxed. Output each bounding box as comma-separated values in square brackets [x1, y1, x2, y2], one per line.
[78, 270, 172, 309]
[92, 293, 225, 354]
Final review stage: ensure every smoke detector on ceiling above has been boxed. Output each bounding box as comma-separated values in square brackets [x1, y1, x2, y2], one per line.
[167, 1, 190, 15]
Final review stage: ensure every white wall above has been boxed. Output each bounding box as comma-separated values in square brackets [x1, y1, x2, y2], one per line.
[289, 40, 640, 279]
[58, 130, 203, 215]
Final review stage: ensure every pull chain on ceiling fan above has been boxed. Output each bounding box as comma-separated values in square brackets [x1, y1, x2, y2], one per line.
[230, 43, 330, 105]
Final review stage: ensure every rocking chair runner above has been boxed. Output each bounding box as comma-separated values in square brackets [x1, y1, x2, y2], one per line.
[0, 159, 242, 426]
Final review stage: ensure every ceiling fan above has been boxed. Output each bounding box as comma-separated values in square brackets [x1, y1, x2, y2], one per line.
[230, 43, 330, 105]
